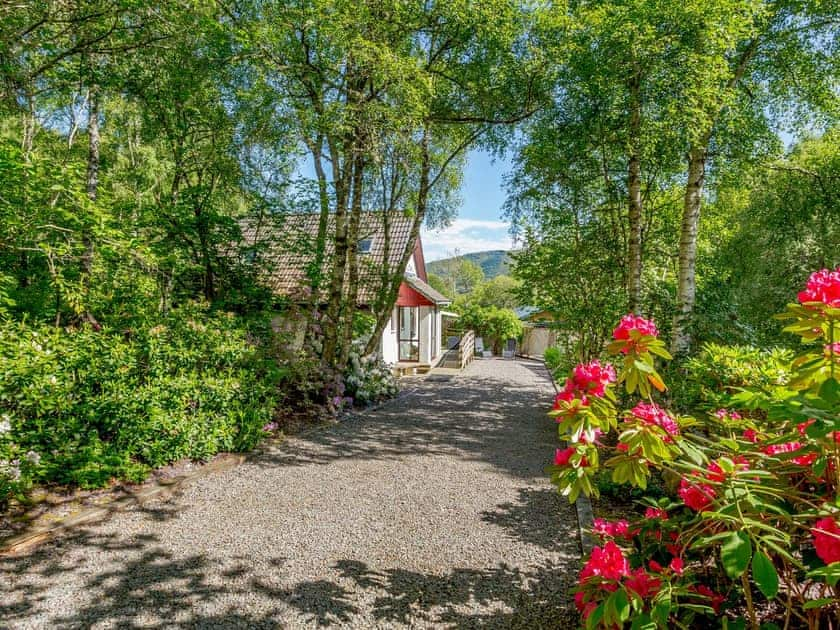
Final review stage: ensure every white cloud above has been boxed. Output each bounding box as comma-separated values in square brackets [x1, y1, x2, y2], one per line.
[421, 218, 515, 262]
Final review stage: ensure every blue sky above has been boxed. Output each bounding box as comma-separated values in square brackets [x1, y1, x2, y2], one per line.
[297, 149, 515, 262]
[420, 150, 515, 261]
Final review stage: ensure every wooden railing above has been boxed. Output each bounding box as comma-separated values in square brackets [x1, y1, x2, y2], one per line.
[458, 329, 475, 368]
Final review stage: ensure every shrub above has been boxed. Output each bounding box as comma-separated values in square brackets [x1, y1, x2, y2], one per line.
[344, 351, 399, 406]
[668, 343, 793, 412]
[457, 303, 523, 354]
[548, 268, 840, 629]
[0, 304, 280, 506]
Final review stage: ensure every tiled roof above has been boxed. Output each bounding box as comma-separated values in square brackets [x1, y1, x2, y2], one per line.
[240, 212, 416, 304]
[404, 275, 451, 305]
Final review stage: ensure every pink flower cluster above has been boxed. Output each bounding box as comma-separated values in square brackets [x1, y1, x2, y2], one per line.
[644, 506, 668, 520]
[678, 477, 716, 512]
[554, 360, 616, 409]
[579, 541, 629, 581]
[576, 541, 662, 618]
[798, 267, 840, 309]
[592, 518, 634, 540]
[678, 457, 750, 511]
[571, 360, 616, 397]
[715, 409, 742, 421]
[613, 314, 659, 340]
[762, 441, 817, 466]
[613, 314, 659, 354]
[628, 402, 680, 440]
[812, 517, 840, 565]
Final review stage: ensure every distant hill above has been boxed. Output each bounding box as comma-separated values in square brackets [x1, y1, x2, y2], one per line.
[428, 250, 513, 279]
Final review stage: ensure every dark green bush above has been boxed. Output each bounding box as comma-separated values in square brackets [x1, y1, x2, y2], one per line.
[0, 304, 280, 503]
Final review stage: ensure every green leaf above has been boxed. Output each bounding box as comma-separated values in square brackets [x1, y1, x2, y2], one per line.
[818, 377, 840, 404]
[612, 588, 630, 623]
[630, 613, 656, 630]
[752, 551, 779, 599]
[803, 597, 838, 610]
[721, 531, 752, 578]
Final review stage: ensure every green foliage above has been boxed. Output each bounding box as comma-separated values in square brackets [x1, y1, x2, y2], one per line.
[673, 343, 793, 412]
[455, 303, 523, 354]
[0, 305, 280, 504]
[426, 273, 453, 299]
[428, 256, 485, 295]
[465, 275, 522, 310]
[696, 128, 840, 347]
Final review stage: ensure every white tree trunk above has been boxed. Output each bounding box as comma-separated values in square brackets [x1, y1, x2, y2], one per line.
[626, 73, 643, 313]
[671, 143, 706, 355]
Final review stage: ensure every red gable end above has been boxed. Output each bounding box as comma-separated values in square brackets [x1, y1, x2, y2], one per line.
[395, 281, 433, 306]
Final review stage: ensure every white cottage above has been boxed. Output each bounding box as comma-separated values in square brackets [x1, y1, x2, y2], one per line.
[241, 212, 451, 369]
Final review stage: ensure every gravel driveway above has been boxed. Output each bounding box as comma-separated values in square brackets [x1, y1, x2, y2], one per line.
[2, 358, 579, 629]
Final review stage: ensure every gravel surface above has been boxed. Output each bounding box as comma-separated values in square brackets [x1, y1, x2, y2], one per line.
[2, 358, 580, 629]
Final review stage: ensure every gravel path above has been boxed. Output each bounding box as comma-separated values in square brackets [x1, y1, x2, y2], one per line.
[2, 358, 579, 629]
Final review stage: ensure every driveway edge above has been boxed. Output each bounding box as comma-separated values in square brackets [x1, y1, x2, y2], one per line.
[542, 360, 596, 557]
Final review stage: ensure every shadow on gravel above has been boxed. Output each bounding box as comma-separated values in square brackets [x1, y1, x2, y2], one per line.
[253, 359, 558, 481]
[2, 525, 282, 629]
[3, 526, 576, 628]
[480, 487, 575, 554]
[298, 558, 578, 628]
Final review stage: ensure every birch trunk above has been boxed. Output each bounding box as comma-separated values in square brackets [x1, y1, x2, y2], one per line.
[671, 143, 706, 355]
[364, 128, 431, 357]
[337, 153, 365, 369]
[670, 39, 758, 354]
[319, 145, 352, 368]
[82, 87, 101, 328]
[303, 137, 332, 351]
[626, 71, 643, 313]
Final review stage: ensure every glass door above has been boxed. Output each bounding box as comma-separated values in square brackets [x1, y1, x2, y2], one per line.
[398, 306, 420, 361]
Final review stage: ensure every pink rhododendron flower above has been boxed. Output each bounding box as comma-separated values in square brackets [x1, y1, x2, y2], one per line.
[613, 314, 659, 339]
[669, 557, 684, 575]
[812, 517, 840, 565]
[644, 507, 668, 520]
[762, 441, 817, 466]
[625, 567, 661, 598]
[554, 447, 574, 466]
[692, 584, 726, 614]
[715, 408, 742, 421]
[612, 314, 659, 354]
[678, 477, 716, 512]
[579, 541, 631, 582]
[629, 402, 680, 439]
[592, 518, 634, 540]
[571, 360, 616, 397]
[742, 428, 758, 442]
[825, 342, 840, 356]
[798, 267, 840, 309]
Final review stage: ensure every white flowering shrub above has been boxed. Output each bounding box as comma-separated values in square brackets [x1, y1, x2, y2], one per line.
[344, 351, 399, 406]
[0, 413, 41, 508]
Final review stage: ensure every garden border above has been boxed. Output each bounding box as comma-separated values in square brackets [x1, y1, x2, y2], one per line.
[544, 360, 596, 556]
[0, 387, 416, 557]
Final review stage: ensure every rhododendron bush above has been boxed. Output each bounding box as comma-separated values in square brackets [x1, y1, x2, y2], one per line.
[548, 268, 840, 629]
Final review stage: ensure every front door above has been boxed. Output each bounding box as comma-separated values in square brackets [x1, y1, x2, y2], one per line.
[398, 306, 419, 361]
